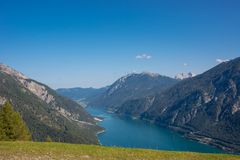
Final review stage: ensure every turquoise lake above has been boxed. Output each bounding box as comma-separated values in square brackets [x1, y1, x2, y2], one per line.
[86, 107, 224, 153]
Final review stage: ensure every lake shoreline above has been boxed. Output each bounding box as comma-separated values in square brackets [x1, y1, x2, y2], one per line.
[116, 113, 239, 154]
[87, 107, 225, 154]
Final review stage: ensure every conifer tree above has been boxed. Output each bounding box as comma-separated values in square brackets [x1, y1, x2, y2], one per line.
[0, 101, 31, 141]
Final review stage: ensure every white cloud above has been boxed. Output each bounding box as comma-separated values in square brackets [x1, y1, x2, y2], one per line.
[136, 54, 152, 60]
[183, 63, 188, 66]
[216, 58, 229, 64]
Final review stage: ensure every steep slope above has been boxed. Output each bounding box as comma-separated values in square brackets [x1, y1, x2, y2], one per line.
[118, 57, 240, 153]
[0, 64, 102, 144]
[89, 72, 179, 110]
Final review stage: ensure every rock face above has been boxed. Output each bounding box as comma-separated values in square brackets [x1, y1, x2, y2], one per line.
[89, 72, 179, 110]
[0, 64, 102, 144]
[20, 80, 55, 104]
[117, 57, 240, 153]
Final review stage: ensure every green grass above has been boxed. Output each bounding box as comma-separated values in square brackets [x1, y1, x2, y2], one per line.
[0, 141, 239, 160]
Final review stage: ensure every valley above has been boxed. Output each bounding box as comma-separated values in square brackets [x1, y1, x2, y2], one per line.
[58, 57, 240, 154]
[1, 1, 240, 159]
[1, 58, 240, 155]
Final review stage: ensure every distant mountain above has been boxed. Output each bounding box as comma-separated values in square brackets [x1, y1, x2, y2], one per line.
[0, 64, 102, 144]
[175, 72, 196, 80]
[56, 87, 108, 103]
[89, 72, 179, 110]
[117, 57, 240, 153]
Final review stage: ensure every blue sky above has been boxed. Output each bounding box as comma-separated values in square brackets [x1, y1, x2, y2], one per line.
[0, 0, 240, 88]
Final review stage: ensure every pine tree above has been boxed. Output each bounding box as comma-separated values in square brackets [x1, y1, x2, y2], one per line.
[0, 101, 32, 141]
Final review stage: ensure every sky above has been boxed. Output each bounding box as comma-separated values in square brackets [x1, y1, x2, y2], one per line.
[0, 0, 240, 89]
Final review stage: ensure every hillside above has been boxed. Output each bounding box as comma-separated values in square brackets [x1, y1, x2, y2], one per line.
[117, 57, 240, 153]
[0, 141, 239, 160]
[0, 64, 102, 144]
[89, 72, 179, 110]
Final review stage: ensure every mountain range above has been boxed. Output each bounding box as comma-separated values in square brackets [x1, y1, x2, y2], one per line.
[116, 57, 240, 153]
[57, 57, 240, 153]
[56, 87, 108, 107]
[57, 72, 179, 111]
[2, 57, 240, 153]
[0, 64, 102, 144]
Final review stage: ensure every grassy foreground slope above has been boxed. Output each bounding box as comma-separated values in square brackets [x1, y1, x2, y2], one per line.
[0, 142, 239, 160]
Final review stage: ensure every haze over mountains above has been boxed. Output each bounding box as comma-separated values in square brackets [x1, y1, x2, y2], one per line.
[56, 87, 108, 101]
[0, 64, 102, 144]
[57, 57, 240, 153]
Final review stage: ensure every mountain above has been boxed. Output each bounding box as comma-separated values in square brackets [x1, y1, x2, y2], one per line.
[175, 72, 196, 80]
[56, 87, 108, 105]
[89, 72, 179, 110]
[117, 57, 240, 153]
[0, 64, 102, 144]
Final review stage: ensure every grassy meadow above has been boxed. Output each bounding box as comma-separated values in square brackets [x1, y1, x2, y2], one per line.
[0, 141, 239, 160]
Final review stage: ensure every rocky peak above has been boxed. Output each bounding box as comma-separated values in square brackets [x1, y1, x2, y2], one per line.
[107, 72, 161, 96]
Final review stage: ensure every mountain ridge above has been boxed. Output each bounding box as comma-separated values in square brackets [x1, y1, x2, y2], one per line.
[0, 64, 102, 144]
[88, 72, 179, 110]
